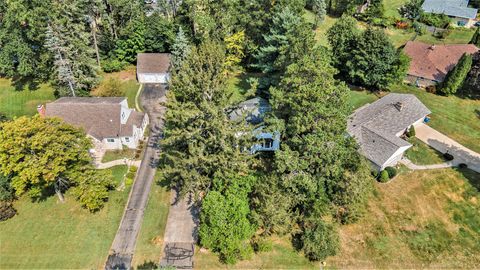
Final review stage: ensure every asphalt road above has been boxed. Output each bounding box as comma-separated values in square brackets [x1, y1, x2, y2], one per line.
[105, 84, 167, 270]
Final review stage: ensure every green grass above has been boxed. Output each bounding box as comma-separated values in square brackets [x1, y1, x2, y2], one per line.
[405, 137, 447, 165]
[0, 78, 55, 118]
[349, 90, 380, 110]
[390, 84, 480, 153]
[102, 148, 136, 163]
[0, 165, 129, 269]
[384, 0, 407, 18]
[195, 237, 317, 269]
[348, 84, 480, 153]
[225, 72, 262, 105]
[386, 27, 476, 48]
[328, 168, 480, 268]
[132, 172, 171, 267]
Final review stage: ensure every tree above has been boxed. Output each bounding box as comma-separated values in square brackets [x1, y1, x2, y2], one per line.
[144, 13, 176, 53]
[224, 31, 246, 73]
[113, 18, 146, 63]
[440, 53, 473, 96]
[0, 174, 14, 202]
[45, 0, 99, 96]
[399, 0, 424, 19]
[254, 7, 315, 88]
[312, 0, 327, 24]
[70, 169, 114, 212]
[170, 27, 191, 71]
[461, 51, 480, 98]
[160, 41, 252, 197]
[199, 176, 256, 264]
[0, 116, 113, 211]
[301, 219, 339, 261]
[92, 78, 123, 97]
[328, 18, 405, 89]
[470, 27, 480, 47]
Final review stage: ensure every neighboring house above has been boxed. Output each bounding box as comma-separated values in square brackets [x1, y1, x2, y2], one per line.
[41, 97, 149, 151]
[347, 94, 431, 171]
[403, 41, 479, 87]
[422, 0, 478, 27]
[229, 97, 280, 154]
[136, 53, 171, 84]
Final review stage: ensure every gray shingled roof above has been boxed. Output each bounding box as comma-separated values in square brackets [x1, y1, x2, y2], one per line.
[137, 53, 171, 74]
[347, 94, 431, 167]
[46, 97, 145, 140]
[422, 0, 478, 19]
[229, 97, 271, 124]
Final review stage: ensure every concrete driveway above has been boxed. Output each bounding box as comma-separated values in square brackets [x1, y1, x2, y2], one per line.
[415, 123, 480, 173]
[105, 84, 167, 269]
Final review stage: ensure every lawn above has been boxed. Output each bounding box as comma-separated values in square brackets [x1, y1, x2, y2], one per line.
[131, 172, 171, 267]
[225, 71, 262, 105]
[328, 168, 480, 268]
[348, 84, 480, 153]
[349, 90, 380, 110]
[195, 236, 318, 269]
[405, 137, 447, 165]
[95, 65, 140, 109]
[102, 148, 136, 163]
[0, 165, 129, 269]
[384, 0, 407, 18]
[0, 78, 55, 118]
[386, 27, 476, 48]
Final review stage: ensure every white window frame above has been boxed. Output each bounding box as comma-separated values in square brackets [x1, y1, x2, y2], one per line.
[107, 138, 115, 143]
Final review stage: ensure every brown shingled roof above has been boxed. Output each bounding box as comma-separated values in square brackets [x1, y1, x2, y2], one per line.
[45, 97, 144, 140]
[403, 41, 479, 82]
[137, 53, 171, 74]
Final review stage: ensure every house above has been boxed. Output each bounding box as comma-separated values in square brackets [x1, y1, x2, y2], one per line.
[41, 97, 149, 151]
[136, 53, 171, 84]
[422, 0, 478, 27]
[229, 97, 280, 153]
[347, 94, 431, 171]
[403, 41, 479, 87]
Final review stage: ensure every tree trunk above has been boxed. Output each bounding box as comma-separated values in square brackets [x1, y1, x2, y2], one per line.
[91, 20, 101, 67]
[55, 188, 65, 202]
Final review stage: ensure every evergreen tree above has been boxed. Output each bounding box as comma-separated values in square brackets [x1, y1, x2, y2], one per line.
[144, 13, 176, 53]
[170, 27, 191, 71]
[461, 51, 480, 98]
[440, 53, 473, 96]
[160, 41, 252, 197]
[470, 27, 480, 47]
[45, 0, 98, 96]
[399, 0, 424, 19]
[312, 0, 327, 24]
[254, 7, 315, 89]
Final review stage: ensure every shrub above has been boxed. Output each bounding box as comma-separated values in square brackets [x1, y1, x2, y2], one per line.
[125, 177, 134, 186]
[0, 201, 16, 221]
[129, 166, 138, 173]
[420, 13, 451, 28]
[135, 153, 140, 159]
[371, 170, 380, 178]
[102, 58, 127, 73]
[385, 166, 397, 178]
[126, 172, 136, 179]
[443, 152, 454, 161]
[252, 237, 273, 253]
[302, 219, 339, 261]
[92, 78, 123, 97]
[407, 125, 416, 137]
[412, 21, 426, 35]
[458, 163, 468, 169]
[426, 85, 436, 93]
[379, 170, 390, 182]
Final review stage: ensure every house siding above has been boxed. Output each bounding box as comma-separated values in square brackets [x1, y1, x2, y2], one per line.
[137, 72, 170, 84]
[405, 75, 437, 88]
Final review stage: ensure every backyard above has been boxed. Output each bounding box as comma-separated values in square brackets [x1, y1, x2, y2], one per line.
[0, 166, 129, 269]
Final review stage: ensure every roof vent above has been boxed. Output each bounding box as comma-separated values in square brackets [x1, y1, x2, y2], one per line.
[393, 102, 404, 112]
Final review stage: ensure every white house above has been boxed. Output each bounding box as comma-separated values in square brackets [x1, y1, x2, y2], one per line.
[136, 53, 171, 84]
[422, 0, 478, 28]
[42, 97, 149, 150]
[347, 94, 431, 171]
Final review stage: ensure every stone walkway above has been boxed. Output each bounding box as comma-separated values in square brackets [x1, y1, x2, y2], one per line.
[94, 159, 141, 170]
[400, 158, 454, 170]
[414, 123, 480, 173]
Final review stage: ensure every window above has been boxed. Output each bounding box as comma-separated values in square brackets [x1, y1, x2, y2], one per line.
[125, 137, 130, 142]
[107, 138, 115, 143]
[262, 138, 273, 149]
[121, 112, 125, 119]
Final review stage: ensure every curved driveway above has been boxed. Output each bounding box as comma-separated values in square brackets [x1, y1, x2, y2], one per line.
[105, 84, 166, 269]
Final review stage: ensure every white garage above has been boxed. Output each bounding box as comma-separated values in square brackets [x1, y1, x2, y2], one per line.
[137, 53, 171, 84]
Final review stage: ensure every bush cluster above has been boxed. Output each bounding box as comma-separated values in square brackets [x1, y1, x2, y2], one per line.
[101, 58, 127, 73]
[419, 13, 451, 28]
[378, 166, 397, 182]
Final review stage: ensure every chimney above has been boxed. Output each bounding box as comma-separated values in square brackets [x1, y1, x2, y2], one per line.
[37, 104, 46, 117]
[393, 102, 404, 112]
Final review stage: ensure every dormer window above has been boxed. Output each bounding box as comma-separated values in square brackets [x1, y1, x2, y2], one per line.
[122, 112, 125, 119]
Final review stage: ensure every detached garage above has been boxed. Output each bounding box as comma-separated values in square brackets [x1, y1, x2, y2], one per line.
[136, 53, 171, 84]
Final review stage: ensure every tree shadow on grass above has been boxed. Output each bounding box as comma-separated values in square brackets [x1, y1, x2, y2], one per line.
[456, 167, 480, 192]
[11, 76, 41, 91]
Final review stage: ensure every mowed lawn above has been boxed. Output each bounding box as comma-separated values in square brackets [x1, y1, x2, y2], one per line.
[328, 168, 480, 268]
[405, 137, 447, 165]
[0, 78, 55, 117]
[0, 166, 129, 269]
[349, 84, 480, 153]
